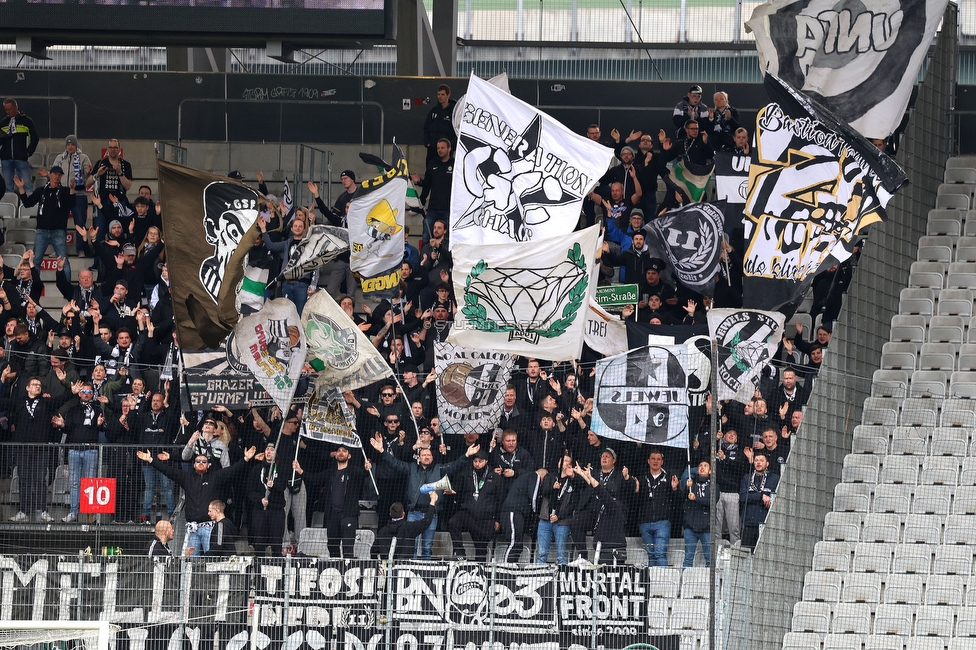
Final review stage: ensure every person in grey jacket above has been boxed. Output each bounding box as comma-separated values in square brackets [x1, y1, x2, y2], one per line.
[370, 432, 479, 559]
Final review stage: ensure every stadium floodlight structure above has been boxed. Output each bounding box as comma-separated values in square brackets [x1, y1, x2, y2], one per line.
[0, 621, 119, 650]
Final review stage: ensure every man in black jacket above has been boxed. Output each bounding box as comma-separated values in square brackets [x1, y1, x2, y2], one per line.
[536, 454, 580, 565]
[201, 500, 239, 557]
[636, 449, 680, 566]
[423, 84, 456, 163]
[448, 448, 502, 562]
[137, 444, 257, 556]
[0, 99, 38, 194]
[15, 166, 75, 277]
[293, 445, 372, 559]
[1, 374, 79, 522]
[499, 468, 548, 563]
[54, 381, 105, 523]
[569, 448, 635, 560]
[135, 392, 180, 523]
[412, 138, 454, 244]
[714, 429, 748, 546]
[375, 491, 439, 560]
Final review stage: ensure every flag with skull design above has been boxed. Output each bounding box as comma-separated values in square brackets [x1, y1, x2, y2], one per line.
[450, 73, 614, 248]
[590, 345, 690, 448]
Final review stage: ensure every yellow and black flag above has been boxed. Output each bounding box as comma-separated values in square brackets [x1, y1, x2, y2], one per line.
[158, 160, 265, 350]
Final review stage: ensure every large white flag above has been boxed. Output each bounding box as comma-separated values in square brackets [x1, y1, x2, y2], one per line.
[591, 345, 690, 448]
[434, 340, 516, 436]
[746, 0, 948, 139]
[707, 308, 786, 404]
[277, 224, 349, 283]
[229, 298, 306, 413]
[449, 225, 600, 360]
[301, 290, 394, 392]
[451, 73, 614, 248]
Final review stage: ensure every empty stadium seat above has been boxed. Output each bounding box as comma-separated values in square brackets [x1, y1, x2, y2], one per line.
[944, 514, 976, 545]
[913, 485, 951, 515]
[793, 601, 831, 634]
[874, 484, 913, 515]
[783, 632, 825, 650]
[679, 567, 708, 599]
[945, 167, 976, 183]
[952, 485, 976, 514]
[892, 544, 933, 575]
[904, 514, 943, 544]
[853, 541, 894, 572]
[873, 603, 914, 636]
[646, 566, 680, 598]
[843, 572, 882, 603]
[831, 602, 872, 634]
[824, 512, 863, 542]
[824, 633, 864, 650]
[803, 571, 843, 602]
[924, 574, 965, 606]
[844, 455, 880, 484]
[911, 371, 949, 398]
[874, 369, 910, 398]
[813, 541, 854, 572]
[883, 574, 924, 604]
[933, 545, 973, 576]
[920, 457, 959, 485]
[937, 193, 970, 210]
[669, 600, 707, 630]
[881, 455, 921, 485]
[834, 483, 872, 513]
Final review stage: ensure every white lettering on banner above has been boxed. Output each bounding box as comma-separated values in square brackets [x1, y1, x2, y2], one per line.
[795, 10, 902, 75]
[0, 557, 48, 620]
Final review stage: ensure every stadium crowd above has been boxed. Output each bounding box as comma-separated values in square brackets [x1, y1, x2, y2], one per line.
[0, 86, 843, 564]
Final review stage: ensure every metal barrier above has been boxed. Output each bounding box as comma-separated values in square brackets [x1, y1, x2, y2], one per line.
[156, 141, 188, 166]
[2, 95, 78, 140]
[295, 144, 334, 209]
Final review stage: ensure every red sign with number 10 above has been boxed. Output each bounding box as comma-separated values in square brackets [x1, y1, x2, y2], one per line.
[80, 477, 116, 514]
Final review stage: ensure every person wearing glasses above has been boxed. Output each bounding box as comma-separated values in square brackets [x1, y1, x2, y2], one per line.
[366, 410, 413, 527]
[364, 383, 411, 431]
[52, 382, 106, 523]
[137, 444, 258, 556]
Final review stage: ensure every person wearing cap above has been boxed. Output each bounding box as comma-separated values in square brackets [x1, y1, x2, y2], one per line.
[14, 164, 76, 278]
[411, 137, 454, 245]
[181, 415, 231, 469]
[448, 446, 502, 561]
[50, 135, 93, 256]
[87, 139, 133, 242]
[400, 363, 434, 418]
[93, 218, 133, 278]
[293, 445, 372, 558]
[93, 279, 140, 335]
[640, 258, 678, 310]
[103, 240, 161, 307]
[526, 410, 566, 475]
[423, 84, 457, 163]
[568, 446, 635, 560]
[672, 85, 710, 138]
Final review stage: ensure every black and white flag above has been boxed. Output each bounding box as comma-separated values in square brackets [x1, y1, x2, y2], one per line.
[746, 0, 949, 139]
[591, 345, 689, 447]
[434, 341, 515, 436]
[451, 73, 613, 248]
[303, 388, 361, 448]
[277, 224, 349, 283]
[707, 308, 786, 403]
[742, 74, 906, 313]
[714, 151, 751, 204]
[647, 202, 725, 295]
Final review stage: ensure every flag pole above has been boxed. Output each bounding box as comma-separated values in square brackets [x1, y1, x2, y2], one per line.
[361, 445, 380, 494]
[708, 337, 720, 650]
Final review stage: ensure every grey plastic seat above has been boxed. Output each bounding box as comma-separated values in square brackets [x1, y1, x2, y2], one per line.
[864, 407, 900, 426]
[958, 344, 976, 371]
[912, 271, 945, 292]
[937, 193, 970, 210]
[866, 396, 903, 412]
[919, 245, 953, 264]
[929, 219, 963, 237]
[824, 635, 864, 650]
[937, 181, 976, 197]
[919, 353, 957, 372]
[945, 168, 976, 183]
[945, 157, 976, 169]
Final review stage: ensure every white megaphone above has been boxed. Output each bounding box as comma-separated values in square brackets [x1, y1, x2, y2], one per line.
[420, 475, 453, 494]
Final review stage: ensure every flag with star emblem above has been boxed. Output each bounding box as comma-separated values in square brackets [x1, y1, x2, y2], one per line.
[746, 0, 948, 140]
[590, 345, 690, 448]
[707, 308, 786, 403]
[450, 73, 614, 248]
[742, 74, 907, 314]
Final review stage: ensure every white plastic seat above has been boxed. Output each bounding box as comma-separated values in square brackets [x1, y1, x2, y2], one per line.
[647, 599, 669, 629]
[831, 602, 872, 634]
[803, 571, 843, 602]
[669, 600, 707, 630]
[915, 604, 956, 636]
[296, 528, 330, 557]
[930, 427, 969, 456]
[813, 541, 853, 572]
[844, 455, 881, 484]
[892, 543, 933, 575]
[783, 632, 824, 650]
[924, 574, 965, 606]
[920, 457, 960, 485]
[883, 573, 924, 604]
[823, 634, 863, 650]
[894, 324, 927, 343]
[929, 219, 963, 237]
[880, 455, 921, 485]
[952, 485, 976, 514]
[944, 514, 976, 545]
[853, 541, 894, 572]
[912, 371, 949, 399]
[823, 512, 863, 542]
[646, 566, 681, 598]
[834, 483, 871, 513]
[919, 353, 957, 372]
[865, 634, 906, 650]
[945, 168, 976, 183]
[937, 181, 976, 197]
[961, 458, 976, 486]
[959, 344, 976, 371]
[937, 193, 970, 210]
[891, 426, 930, 455]
[866, 396, 903, 412]
[954, 606, 976, 636]
[793, 601, 831, 634]
[919, 245, 953, 264]
[912, 270, 946, 291]
[939, 408, 976, 428]
[933, 545, 973, 576]
[864, 407, 900, 426]
[679, 567, 708, 599]
[842, 572, 882, 603]
[903, 514, 943, 544]
[913, 485, 951, 515]
[873, 484, 913, 515]
[874, 370, 910, 398]
[872, 603, 914, 636]
[929, 324, 964, 345]
[861, 516, 901, 545]
[945, 157, 976, 169]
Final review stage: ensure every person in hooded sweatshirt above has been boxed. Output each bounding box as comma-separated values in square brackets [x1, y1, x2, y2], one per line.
[682, 460, 712, 567]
